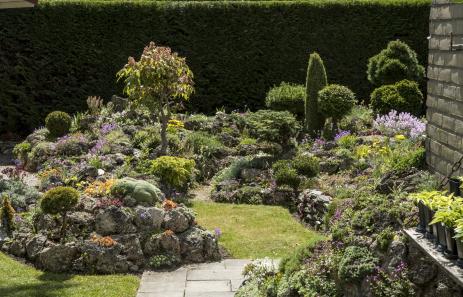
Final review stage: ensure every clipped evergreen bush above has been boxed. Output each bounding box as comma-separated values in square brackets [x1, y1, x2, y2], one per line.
[244, 110, 300, 145]
[367, 40, 425, 86]
[265, 82, 305, 117]
[40, 186, 79, 242]
[45, 111, 72, 137]
[318, 84, 356, 130]
[370, 79, 423, 116]
[305, 53, 328, 136]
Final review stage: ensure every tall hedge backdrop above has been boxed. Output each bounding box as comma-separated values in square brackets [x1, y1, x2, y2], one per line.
[0, 0, 430, 135]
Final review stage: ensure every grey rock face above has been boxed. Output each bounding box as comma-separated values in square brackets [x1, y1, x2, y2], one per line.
[163, 207, 195, 233]
[37, 244, 79, 272]
[95, 206, 136, 235]
[25, 234, 48, 260]
[134, 206, 163, 231]
[78, 241, 128, 274]
[297, 189, 332, 229]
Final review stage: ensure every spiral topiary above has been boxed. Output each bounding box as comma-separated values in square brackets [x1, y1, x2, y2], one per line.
[305, 53, 328, 137]
[45, 111, 72, 137]
[41, 186, 79, 242]
[367, 40, 424, 86]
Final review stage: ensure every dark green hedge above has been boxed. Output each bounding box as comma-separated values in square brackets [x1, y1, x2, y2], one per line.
[0, 0, 430, 135]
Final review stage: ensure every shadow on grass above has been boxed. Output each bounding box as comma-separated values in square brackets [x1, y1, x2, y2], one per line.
[0, 272, 76, 297]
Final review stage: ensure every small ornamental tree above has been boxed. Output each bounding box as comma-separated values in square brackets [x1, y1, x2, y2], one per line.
[305, 53, 328, 137]
[117, 42, 194, 155]
[40, 186, 79, 243]
[1, 195, 16, 236]
[318, 84, 356, 134]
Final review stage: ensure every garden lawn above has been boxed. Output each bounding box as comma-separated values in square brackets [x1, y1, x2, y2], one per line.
[192, 201, 324, 259]
[0, 252, 139, 297]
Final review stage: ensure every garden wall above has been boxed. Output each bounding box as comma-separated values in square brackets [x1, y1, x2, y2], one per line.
[426, 0, 463, 178]
[0, 0, 430, 135]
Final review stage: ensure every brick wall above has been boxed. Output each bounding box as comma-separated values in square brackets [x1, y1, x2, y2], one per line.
[427, 0, 463, 178]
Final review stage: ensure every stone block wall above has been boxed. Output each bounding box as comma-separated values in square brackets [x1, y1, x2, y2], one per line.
[427, 0, 463, 178]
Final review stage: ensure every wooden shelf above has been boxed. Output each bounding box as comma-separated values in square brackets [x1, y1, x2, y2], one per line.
[404, 228, 463, 287]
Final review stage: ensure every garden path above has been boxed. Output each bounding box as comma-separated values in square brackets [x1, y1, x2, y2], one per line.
[190, 184, 213, 202]
[137, 259, 279, 297]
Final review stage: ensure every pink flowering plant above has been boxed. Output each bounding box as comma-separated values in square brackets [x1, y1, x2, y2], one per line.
[373, 110, 425, 140]
[117, 42, 194, 155]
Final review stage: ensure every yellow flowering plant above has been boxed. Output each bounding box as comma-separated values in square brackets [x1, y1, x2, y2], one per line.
[84, 179, 116, 197]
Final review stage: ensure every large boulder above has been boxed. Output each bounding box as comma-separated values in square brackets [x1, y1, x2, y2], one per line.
[77, 241, 129, 274]
[163, 207, 195, 233]
[179, 227, 221, 263]
[37, 243, 79, 272]
[25, 234, 48, 260]
[95, 206, 136, 236]
[110, 178, 164, 207]
[67, 211, 95, 236]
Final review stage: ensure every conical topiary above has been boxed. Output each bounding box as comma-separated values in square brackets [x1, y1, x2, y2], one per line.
[305, 52, 327, 136]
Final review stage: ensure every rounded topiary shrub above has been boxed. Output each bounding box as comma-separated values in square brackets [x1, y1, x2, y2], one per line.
[318, 84, 356, 123]
[370, 80, 423, 116]
[41, 186, 79, 215]
[367, 40, 425, 86]
[265, 82, 305, 117]
[292, 155, 319, 178]
[45, 111, 72, 137]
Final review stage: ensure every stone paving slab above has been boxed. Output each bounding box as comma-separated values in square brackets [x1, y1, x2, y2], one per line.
[137, 259, 280, 297]
[136, 260, 252, 297]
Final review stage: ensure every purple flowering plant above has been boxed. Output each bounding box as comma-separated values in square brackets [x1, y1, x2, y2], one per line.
[334, 130, 351, 142]
[373, 110, 425, 140]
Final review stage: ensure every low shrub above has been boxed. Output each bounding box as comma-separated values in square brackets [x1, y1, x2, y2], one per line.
[292, 154, 319, 178]
[244, 110, 299, 145]
[272, 160, 301, 190]
[265, 82, 305, 117]
[12, 142, 31, 165]
[149, 156, 196, 192]
[184, 131, 225, 157]
[0, 179, 41, 210]
[45, 111, 72, 137]
[184, 114, 212, 131]
[339, 105, 374, 133]
[55, 133, 89, 156]
[338, 246, 378, 283]
[132, 125, 162, 150]
[370, 80, 423, 116]
[148, 254, 179, 269]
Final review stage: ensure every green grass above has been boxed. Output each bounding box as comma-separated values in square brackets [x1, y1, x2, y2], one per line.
[192, 201, 324, 259]
[0, 253, 139, 297]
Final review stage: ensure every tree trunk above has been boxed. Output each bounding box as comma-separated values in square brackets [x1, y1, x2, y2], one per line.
[159, 105, 168, 156]
[60, 212, 67, 244]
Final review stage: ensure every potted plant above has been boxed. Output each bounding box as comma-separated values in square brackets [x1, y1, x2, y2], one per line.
[430, 198, 462, 259]
[453, 218, 463, 268]
[409, 191, 446, 238]
[449, 177, 462, 197]
[428, 193, 453, 251]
